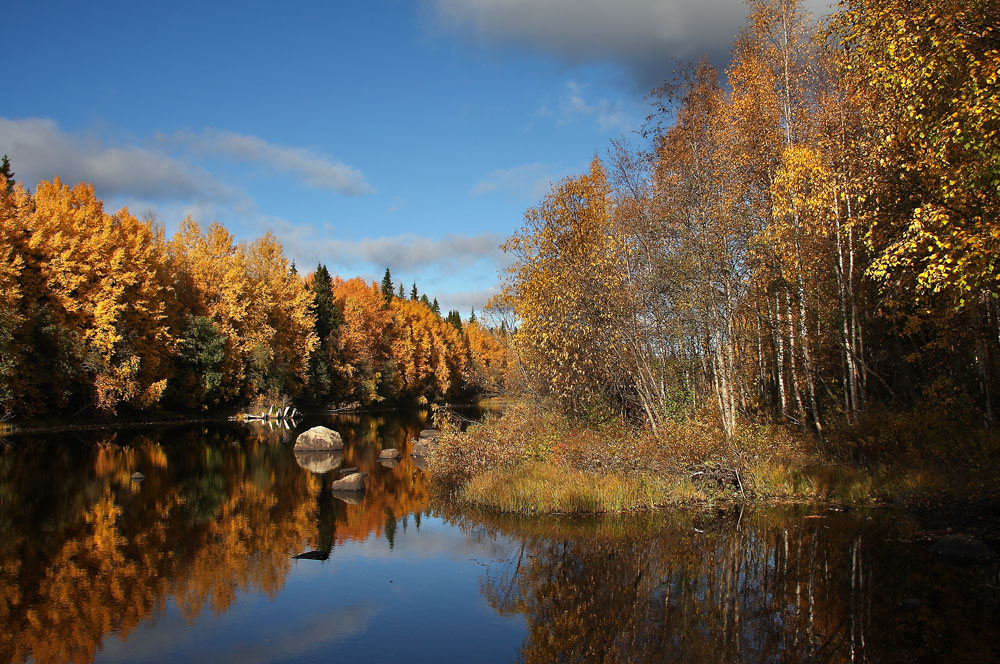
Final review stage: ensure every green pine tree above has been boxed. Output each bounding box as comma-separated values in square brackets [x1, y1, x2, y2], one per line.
[380, 267, 394, 306]
[410, 283, 418, 301]
[1, 155, 14, 195]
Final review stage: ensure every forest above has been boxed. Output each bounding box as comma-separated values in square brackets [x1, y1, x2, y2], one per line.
[0, 171, 510, 419]
[492, 0, 999, 445]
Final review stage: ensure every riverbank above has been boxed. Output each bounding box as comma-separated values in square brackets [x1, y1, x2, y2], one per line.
[427, 399, 1000, 515]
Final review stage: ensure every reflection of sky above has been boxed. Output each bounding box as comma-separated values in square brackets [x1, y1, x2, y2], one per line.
[96, 516, 525, 664]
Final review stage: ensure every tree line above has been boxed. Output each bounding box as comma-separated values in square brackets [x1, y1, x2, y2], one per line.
[495, 0, 999, 439]
[0, 175, 510, 418]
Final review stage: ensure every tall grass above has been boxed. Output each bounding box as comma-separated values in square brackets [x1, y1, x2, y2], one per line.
[461, 462, 699, 514]
[429, 396, 1000, 514]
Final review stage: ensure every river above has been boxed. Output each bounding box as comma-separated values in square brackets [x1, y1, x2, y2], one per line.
[0, 410, 997, 663]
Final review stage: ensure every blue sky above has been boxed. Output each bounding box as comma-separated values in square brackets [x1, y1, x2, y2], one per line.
[2, 0, 830, 315]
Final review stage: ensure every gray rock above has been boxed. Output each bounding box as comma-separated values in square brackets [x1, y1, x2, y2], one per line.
[331, 472, 366, 492]
[379, 458, 400, 469]
[379, 448, 401, 460]
[411, 439, 435, 457]
[926, 534, 997, 560]
[130, 472, 145, 481]
[294, 450, 343, 474]
[294, 426, 344, 451]
[419, 429, 441, 440]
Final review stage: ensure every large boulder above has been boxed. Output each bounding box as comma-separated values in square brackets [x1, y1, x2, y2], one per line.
[419, 429, 441, 440]
[294, 450, 343, 474]
[379, 448, 401, 460]
[294, 426, 343, 451]
[331, 472, 366, 492]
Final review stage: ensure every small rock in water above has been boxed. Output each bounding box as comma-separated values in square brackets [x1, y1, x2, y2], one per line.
[331, 472, 366, 492]
[130, 472, 145, 481]
[411, 439, 434, 457]
[379, 448, 401, 460]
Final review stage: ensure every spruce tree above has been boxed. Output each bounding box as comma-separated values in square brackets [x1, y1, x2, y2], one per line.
[431, 298, 441, 316]
[1, 155, 14, 195]
[469, 308, 477, 324]
[410, 283, 418, 301]
[397, 283, 404, 298]
[380, 267, 394, 306]
[307, 264, 340, 404]
[309, 264, 337, 340]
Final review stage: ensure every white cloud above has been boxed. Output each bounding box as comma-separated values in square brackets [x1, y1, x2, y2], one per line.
[262, 224, 508, 314]
[427, 0, 834, 87]
[437, 286, 500, 314]
[169, 129, 374, 196]
[0, 117, 230, 201]
[557, 81, 633, 132]
[260, 219, 505, 275]
[471, 162, 568, 200]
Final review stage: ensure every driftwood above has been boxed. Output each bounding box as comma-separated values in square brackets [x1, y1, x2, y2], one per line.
[241, 405, 301, 423]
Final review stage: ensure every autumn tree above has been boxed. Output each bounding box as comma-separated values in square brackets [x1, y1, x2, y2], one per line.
[499, 157, 636, 417]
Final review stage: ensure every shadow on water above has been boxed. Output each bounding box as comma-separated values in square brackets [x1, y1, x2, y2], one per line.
[0, 410, 997, 663]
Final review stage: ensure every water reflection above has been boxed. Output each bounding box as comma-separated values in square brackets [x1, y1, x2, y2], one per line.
[1, 413, 997, 663]
[0, 412, 436, 664]
[451, 508, 1000, 663]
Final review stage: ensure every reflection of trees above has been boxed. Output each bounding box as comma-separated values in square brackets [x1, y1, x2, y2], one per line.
[0, 412, 439, 664]
[458, 509, 1000, 663]
[325, 412, 432, 546]
[0, 426, 318, 664]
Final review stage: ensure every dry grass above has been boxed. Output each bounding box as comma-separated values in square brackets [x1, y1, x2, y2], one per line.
[428, 396, 1000, 513]
[461, 462, 700, 514]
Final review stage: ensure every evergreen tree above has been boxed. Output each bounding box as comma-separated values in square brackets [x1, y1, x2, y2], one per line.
[306, 264, 341, 403]
[446, 310, 463, 332]
[289, 260, 297, 275]
[380, 267, 394, 306]
[420, 294, 432, 308]
[309, 264, 338, 341]
[1, 155, 14, 195]
[397, 283, 404, 298]
[469, 308, 477, 324]
[410, 283, 418, 301]
[431, 298, 441, 316]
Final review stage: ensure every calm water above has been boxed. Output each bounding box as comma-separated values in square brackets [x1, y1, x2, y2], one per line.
[1, 411, 998, 663]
